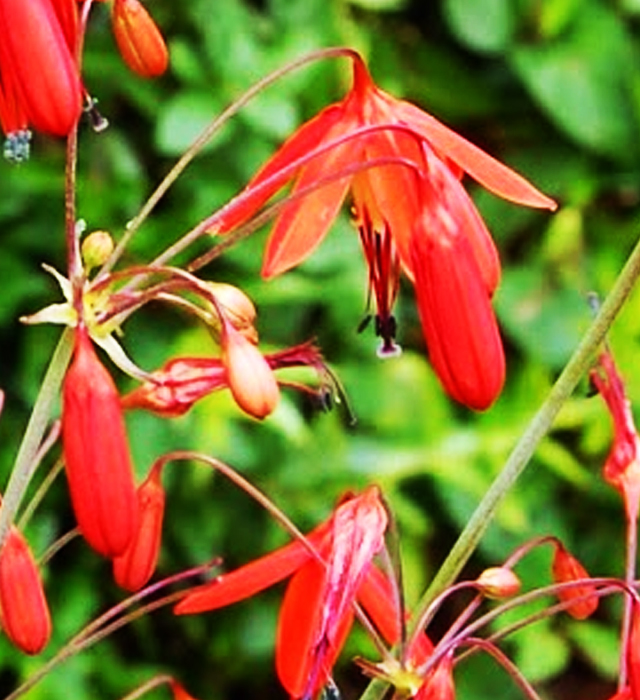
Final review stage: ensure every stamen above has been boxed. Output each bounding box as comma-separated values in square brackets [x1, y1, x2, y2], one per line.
[3, 129, 31, 163]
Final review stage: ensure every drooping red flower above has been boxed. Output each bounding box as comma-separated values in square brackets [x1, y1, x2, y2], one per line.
[111, 0, 169, 78]
[113, 461, 165, 591]
[590, 350, 640, 523]
[62, 326, 139, 557]
[0, 0, 82, 142]
[176, 487, 430, 698]
[0, 526, 52, 655]
[211, 52, 555, 410]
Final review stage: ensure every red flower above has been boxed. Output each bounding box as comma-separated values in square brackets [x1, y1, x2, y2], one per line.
[62, 326, 139, 557]
[113, 461, 165, 591]
[590, 350, 640, 522]
[0, 527, 51, 655]
[212, 53, 555, 409]
[176, 487, 430, 698]
[0, 0, 82, 144]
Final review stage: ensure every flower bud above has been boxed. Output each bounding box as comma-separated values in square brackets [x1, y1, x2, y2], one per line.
[222, 322, 280, 419]
[0, 527, 51, 654]
[81, 230, 115, 271]
[208, 282, 258, 342]
[476, 567, 521, 599]
[111, 0, 169, 78]
[113, 462, 165, 591]
[62, 326, 139, 557]
[551, 544, 598, 619]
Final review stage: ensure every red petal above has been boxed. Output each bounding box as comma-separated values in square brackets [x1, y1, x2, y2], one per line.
[357, 565, 433, 665]
[214, 102, 349, 235]
[410, 222, 505, 410]
[0, 0, 82, 135]
[62, 328, 139, 557]
[395, 100, 556, 210]
[174, 522, 331, 614]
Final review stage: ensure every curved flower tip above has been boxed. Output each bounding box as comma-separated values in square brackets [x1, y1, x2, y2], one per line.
[0, 0, 83, 136]
[0, 528, 51, 655]
[410, 224, 505, 411]
[111, 0, 169, 78]
[62, 326, 139, 557]
[551, 543, 598, 620]
[113, 461, 165, 591]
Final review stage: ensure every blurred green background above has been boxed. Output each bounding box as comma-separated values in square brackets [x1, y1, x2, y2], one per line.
[2, 0, 640, 698]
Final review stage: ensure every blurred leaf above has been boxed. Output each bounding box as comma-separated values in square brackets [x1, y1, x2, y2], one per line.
[568, 619, 619, 679]
[510, 2, 639, 161]
[346, 0, 408, 10]
[443, 0, 516, 54]
[513, 622, 571, 682]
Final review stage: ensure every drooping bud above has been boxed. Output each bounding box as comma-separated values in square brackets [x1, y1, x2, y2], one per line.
[409, 223, 505, 411]
[208, 282, 258, 343]
[81, 230, 115, 272]
[0, 0, 82, 135]
[551, 543, 598, 620]
[221, 321, 280, 419]
[113, 461, 165, 591]
[476, 567, 521, 599]
[0, 527, 51, 655]
[111, 0, 169, 78]
[62, 326, 139, 557]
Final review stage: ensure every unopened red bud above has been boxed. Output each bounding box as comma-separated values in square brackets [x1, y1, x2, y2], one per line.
[111, 0, 169, 78]
[476, 567, 521, 599]
[551, 544, 598, 619]
[62, 327, 139, 557]
[113, 462, 165, 591]
[81, 230, 115, 271]
[0, 528, 51, 655]
[222, 323, 280, 419]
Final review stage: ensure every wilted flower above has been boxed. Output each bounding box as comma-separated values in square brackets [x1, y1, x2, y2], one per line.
[62, 326, 139, 557]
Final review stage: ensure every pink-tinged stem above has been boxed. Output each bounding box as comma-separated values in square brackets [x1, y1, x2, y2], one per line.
[619, 510, 638, 689]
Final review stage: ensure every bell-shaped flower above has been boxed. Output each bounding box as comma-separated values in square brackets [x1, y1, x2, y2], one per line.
[111, 0, 169, 78]
[113, 461, 165, 591]
[0, 0, 82, 140]
[176, 487, 427, 698]
[62, 326, 139, 557]
[0, 526, 51, 654]
[210, 52, 555, 409]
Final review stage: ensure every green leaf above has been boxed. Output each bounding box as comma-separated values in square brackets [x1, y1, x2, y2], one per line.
[514, 623, 571, 682]
[510, 3, 639, 161]
[443, 0, 515, 54]
[568, 619, 620, 679]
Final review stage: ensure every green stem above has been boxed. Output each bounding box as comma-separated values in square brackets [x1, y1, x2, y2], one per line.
[0, 329, 73, 549]
[360, 233, 640, 700]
